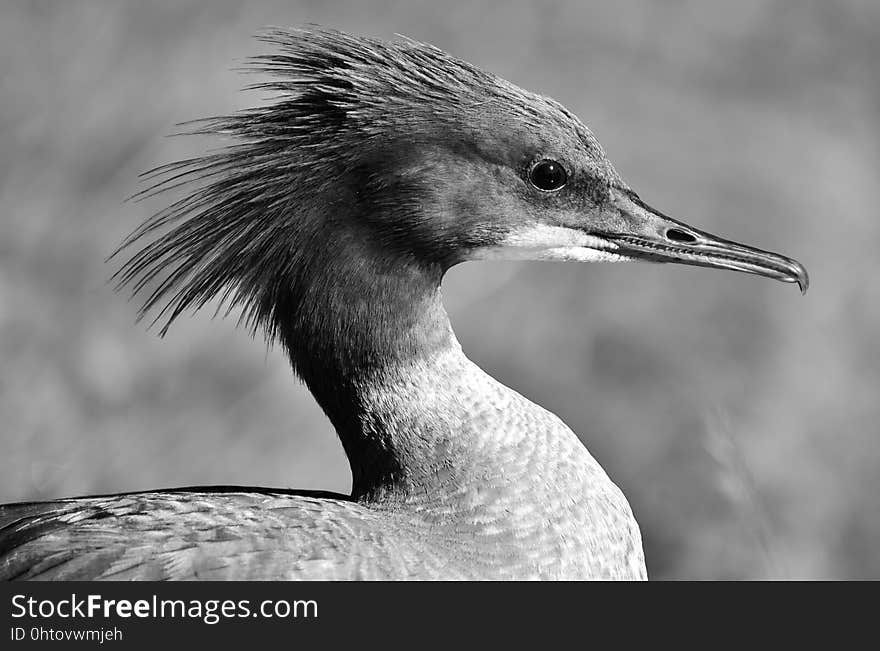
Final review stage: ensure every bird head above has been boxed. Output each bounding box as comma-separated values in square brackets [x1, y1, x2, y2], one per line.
[116, 28, 806, 339]
[309, 30, 807, 289]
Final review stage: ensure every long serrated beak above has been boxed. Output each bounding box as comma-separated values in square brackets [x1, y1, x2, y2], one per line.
[590, 186, 809, 293]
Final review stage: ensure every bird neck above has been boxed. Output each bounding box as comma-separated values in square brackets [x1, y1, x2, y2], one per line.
[275, 235, 620, 527]
[273, 236, 648, 578]
[277, 236, 451, 497]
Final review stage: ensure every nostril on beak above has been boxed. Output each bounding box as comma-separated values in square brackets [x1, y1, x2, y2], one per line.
[666, 228, 698, 244]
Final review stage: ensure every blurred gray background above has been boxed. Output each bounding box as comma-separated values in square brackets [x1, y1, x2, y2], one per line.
[1, 0, 878, 579]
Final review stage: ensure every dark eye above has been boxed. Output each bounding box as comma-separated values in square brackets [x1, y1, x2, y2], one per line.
[529, 159, 568, 192]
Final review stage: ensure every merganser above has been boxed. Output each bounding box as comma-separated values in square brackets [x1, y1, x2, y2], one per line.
[0, 28, 807, 580]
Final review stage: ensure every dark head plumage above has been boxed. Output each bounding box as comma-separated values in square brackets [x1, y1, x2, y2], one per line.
[113, 28, 626, 341]
[114, 27, 806, 365]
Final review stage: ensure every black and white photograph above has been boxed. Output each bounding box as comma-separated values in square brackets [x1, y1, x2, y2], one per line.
[0, 0, 876, 603]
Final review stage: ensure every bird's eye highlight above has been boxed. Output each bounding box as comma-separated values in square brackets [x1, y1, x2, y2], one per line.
[529, 160, 568, 192]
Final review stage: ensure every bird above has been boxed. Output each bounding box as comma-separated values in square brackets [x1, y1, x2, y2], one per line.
[0, 28, 807, 581]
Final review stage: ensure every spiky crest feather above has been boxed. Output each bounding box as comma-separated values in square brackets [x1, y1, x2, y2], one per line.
[113, 28, 607, 342]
